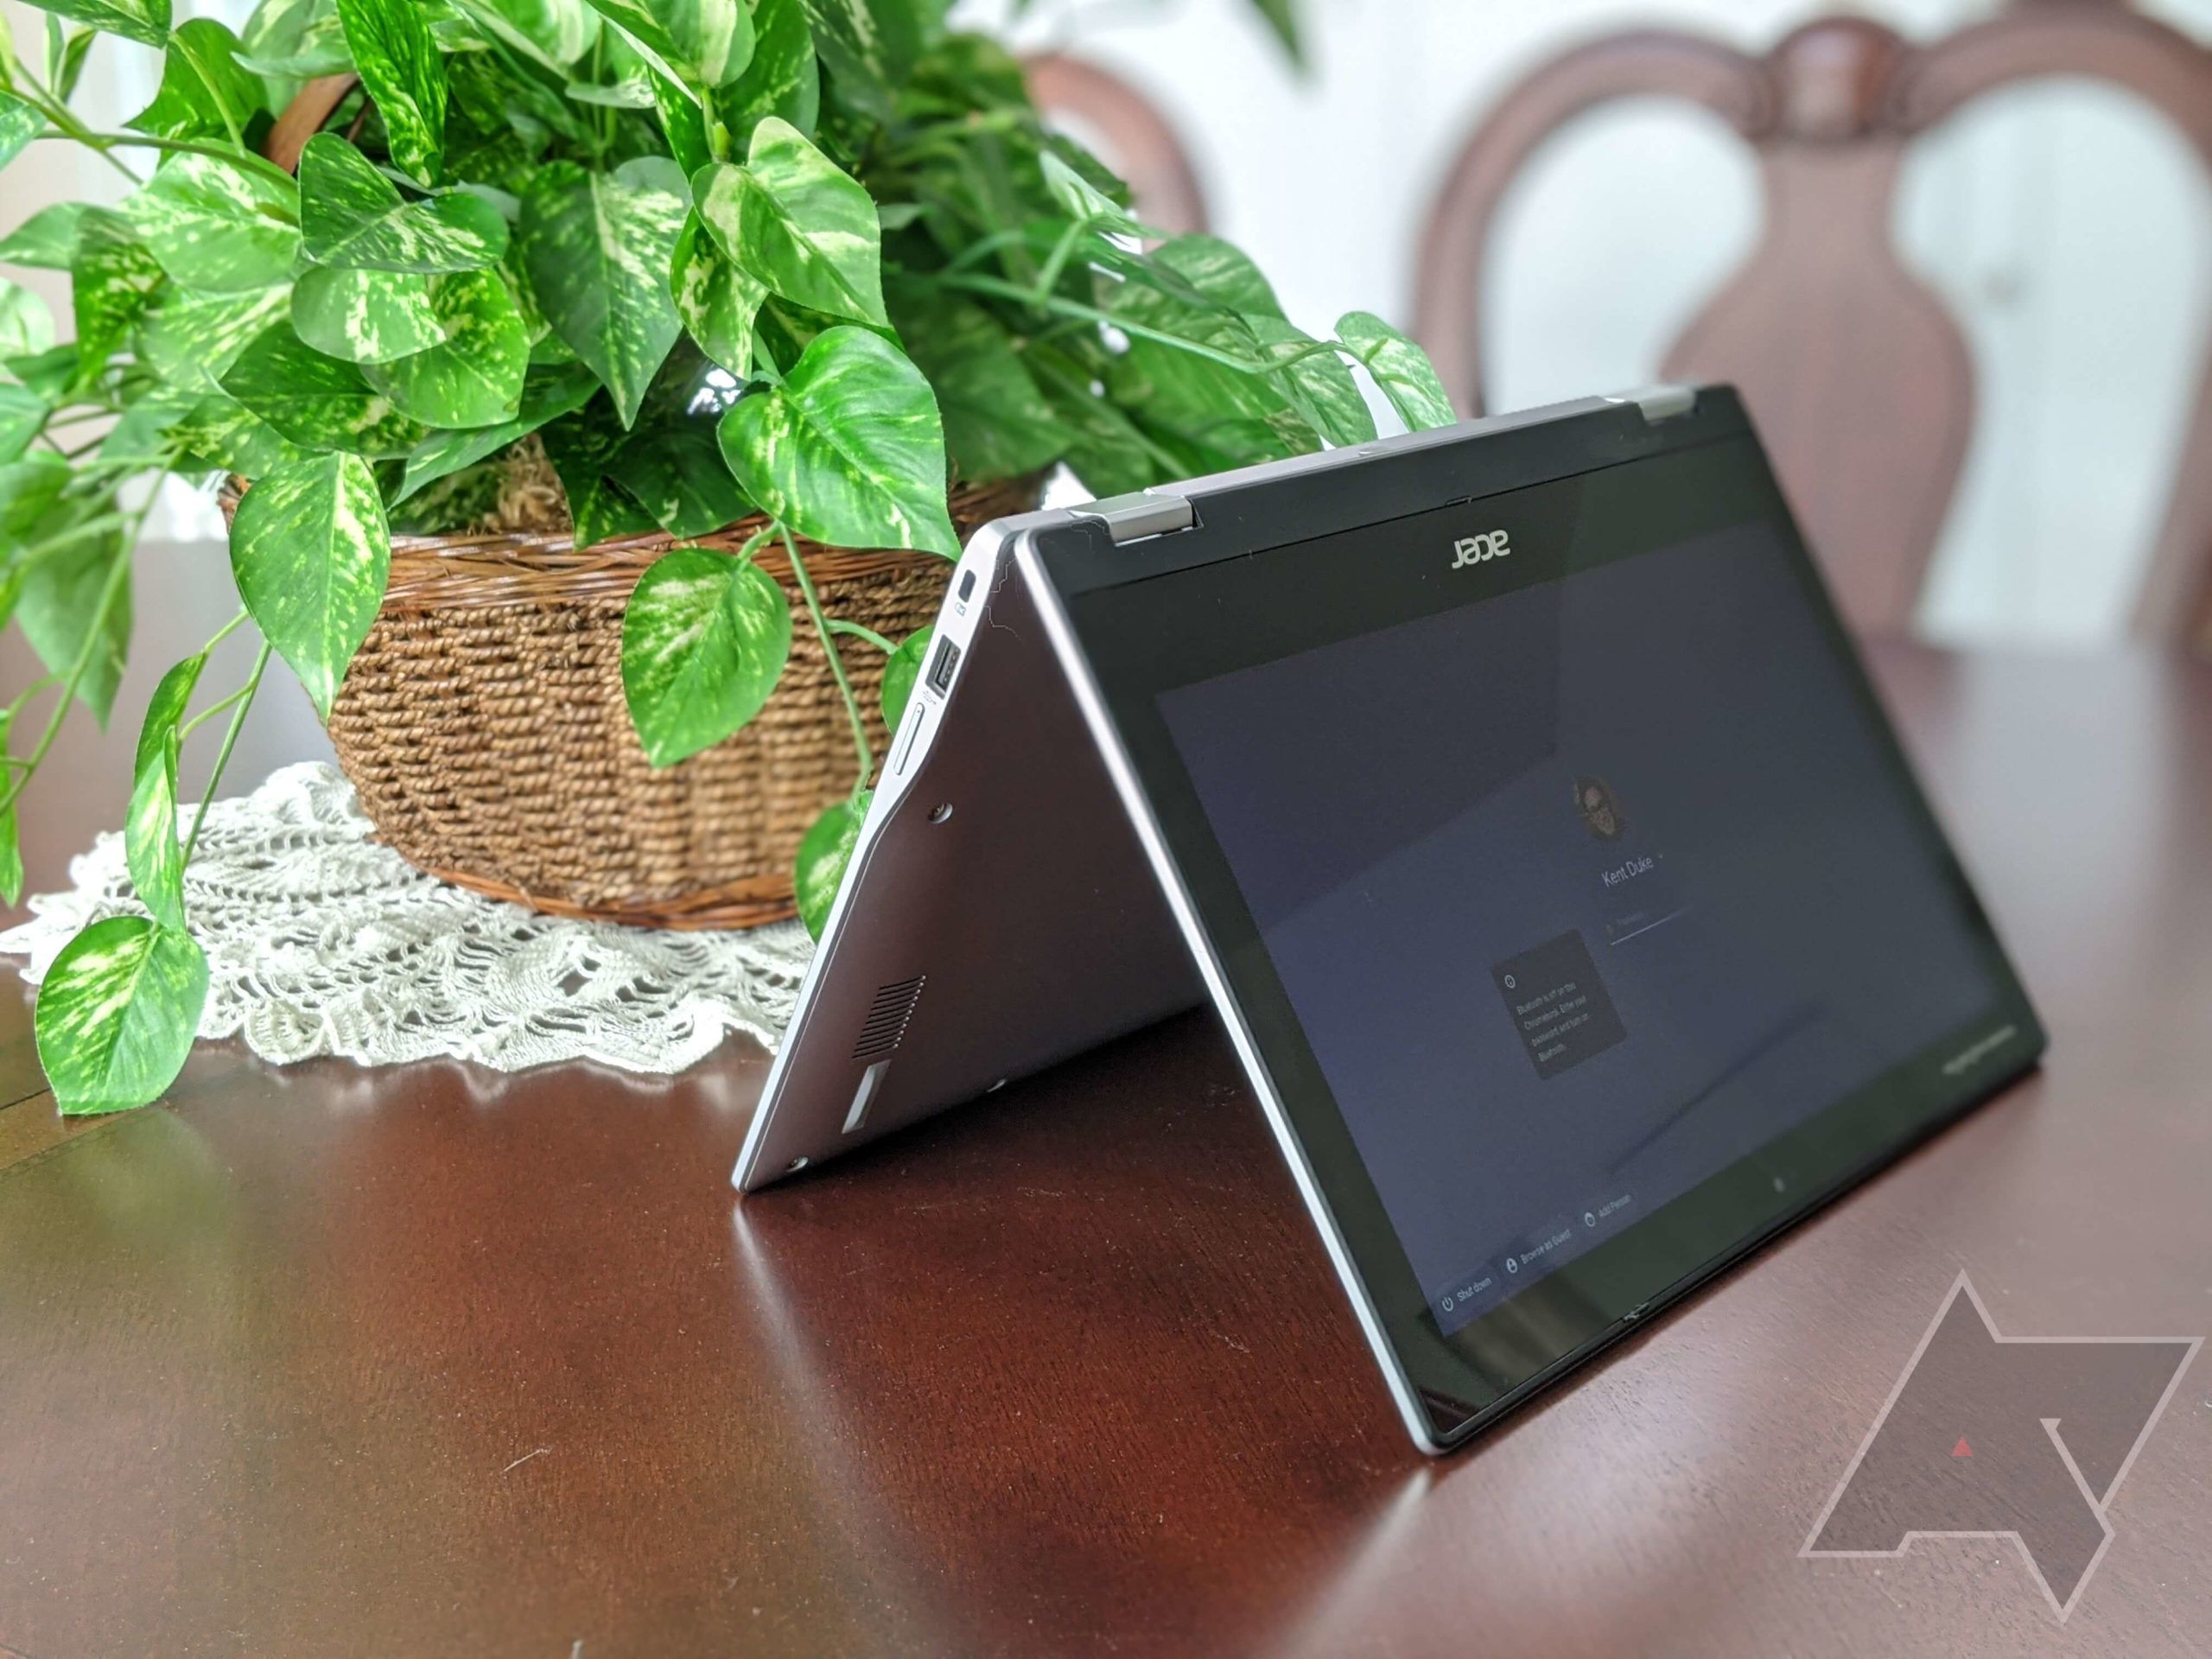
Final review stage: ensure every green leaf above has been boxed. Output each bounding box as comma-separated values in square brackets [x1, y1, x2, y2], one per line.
[334, 0, 447, 186]
[880, 625, 929, 729]
[1335, 310, 1455, 432]
[798, 0, 921, 121]
[98, 379, 196, 466]
[221, 324, 427, 456]
[121, 151, 300, 293]
[540, 397, 658, 545]
[238, 0, 351, 84]
[718, 327, 956, 556]
[518, 161, 684, 427]
[397, 358, 597, 500]
[0, 203, 89, 270]
[298, 135, 508, 274]
[229, 452, 389, 719]
[1039, 149, 1144, 240]
[0, 384, 46, 462]
[290, 265, 443, 364]
[581, 0, 751, 91]
[5, 343, 80, 404]
[0, 453, 70, 546]
[694, 118, 886, 328]
[1027, 342, 1161, 498]
[136, 282, 290, 389]
[125, 651, 205, 929]
[646, 67, 711, 174]
[124, 18, 264, 144]
[719, 0, 816, 138]
[1250, 316, 1373, 448]
[892, 291, 1068, 482]
[0, 92, 42, 172]
[0, 276, 54, 359]
[167, 390, 313, 476]
[17, 0, 168, 50]
[36, 916, 208, 1114]
[463, 0, 601, 66]
[671, 213, 764, 378]
[16, 503, 130, 724]
[793, 789, 867, 938]
[613, 410, 750, 537]
[68, 209, 163, 392]
[620, 546, 790, 766]
[362, 269, 527, 427]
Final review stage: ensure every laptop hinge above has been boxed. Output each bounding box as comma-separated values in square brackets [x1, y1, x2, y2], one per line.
[1603, 384, 1697, 423]
[1071, 490, 1196, 543]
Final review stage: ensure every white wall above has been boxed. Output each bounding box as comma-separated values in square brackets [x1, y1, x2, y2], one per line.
[967, 0, 2212, 647]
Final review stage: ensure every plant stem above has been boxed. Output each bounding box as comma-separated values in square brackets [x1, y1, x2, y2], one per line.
[827, 619, 896, 654]
[778, 522, 874, 792]
[51, 130, 296, 188]
[927, 271, 1262, 373]
[16, 82, 143, 186]
[182, 641, 270, 867]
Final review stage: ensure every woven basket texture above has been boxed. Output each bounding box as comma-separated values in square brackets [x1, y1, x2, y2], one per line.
[316, 476, 1038, 930]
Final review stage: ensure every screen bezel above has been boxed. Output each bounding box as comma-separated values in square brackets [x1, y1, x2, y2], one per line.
[1037, 410, 2045, 1449]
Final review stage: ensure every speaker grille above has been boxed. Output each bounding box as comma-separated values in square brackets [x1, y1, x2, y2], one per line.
[851, 975, 925, 1062]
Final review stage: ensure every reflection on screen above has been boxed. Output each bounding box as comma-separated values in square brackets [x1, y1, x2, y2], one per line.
[1157, 524, 1999, 1332]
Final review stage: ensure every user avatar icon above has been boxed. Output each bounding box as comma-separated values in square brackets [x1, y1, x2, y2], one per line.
[1574, 776, 1625, 840]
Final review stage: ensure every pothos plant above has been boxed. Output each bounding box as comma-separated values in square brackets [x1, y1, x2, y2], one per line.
[0, 0, 1456, 1116]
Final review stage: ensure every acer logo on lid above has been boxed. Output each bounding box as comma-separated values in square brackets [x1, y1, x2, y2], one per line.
[1452, 531, 1510, 569]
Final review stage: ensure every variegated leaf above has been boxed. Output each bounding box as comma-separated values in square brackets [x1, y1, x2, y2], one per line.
[291, 266, 443, 364]
[581, 0, 750, 91]
[518, 161, 684, 427]
[126, 651, 206, 930]
[334, 0, 446, 186]
[17, 0, 168, 49]
[1249, 315, 1373, 448]
[671, 214, 765, 378]
[35, 916, 208, 1116]
[0, 92, 42, 172]
[798, 0, 920, 122]
[168, 389, 313, 477]
[0, 203, 90, 270]
[620, 546, 791, 766]
[121, 151, 301, 293]
[396, 359, 598, 501]
[69, 209, 165, 392]
[718, 0, 816, 139]
[298, 134, 506, 275]
[694, 118, 886, 328]
[220, 324, 427, 456]
[229, 451, 390, 719]
[137, 283, 291, 389]
[1336, 310, 1455, 432]
[124, 18, 265, 143]
[793, 789, 868, 939]
[461, 0, 600, 66]
[717, 326, 957, 556]
[363, 269, 526, 427]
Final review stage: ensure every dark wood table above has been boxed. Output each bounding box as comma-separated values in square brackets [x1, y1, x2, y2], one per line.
[3, 643, 2209, 1659]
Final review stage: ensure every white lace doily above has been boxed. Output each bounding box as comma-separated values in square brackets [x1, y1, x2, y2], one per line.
[0, 763, 813, 1075]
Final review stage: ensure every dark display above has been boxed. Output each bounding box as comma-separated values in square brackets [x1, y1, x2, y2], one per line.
[1157, 519, 1995, 1332]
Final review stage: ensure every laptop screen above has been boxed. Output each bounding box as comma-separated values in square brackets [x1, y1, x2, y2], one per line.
[1055, 422, 2038, 1437]
[1154, 514, 1995, 1332]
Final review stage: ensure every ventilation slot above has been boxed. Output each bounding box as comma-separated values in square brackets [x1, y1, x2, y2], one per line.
[851, 975, 925, 1062]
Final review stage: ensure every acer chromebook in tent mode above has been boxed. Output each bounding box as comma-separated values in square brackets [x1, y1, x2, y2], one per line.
[734, 386, 2044, 1454]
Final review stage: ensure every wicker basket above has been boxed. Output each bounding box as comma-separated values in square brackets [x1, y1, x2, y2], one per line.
[316, 478, 1036, 931]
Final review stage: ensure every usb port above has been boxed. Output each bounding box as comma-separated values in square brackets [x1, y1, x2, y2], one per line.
[926, 637, 962, 697]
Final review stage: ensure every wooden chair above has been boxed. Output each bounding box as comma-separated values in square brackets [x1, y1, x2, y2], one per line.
[1025, 54, 1210, 237]
[1412, 9, 2212, 644]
